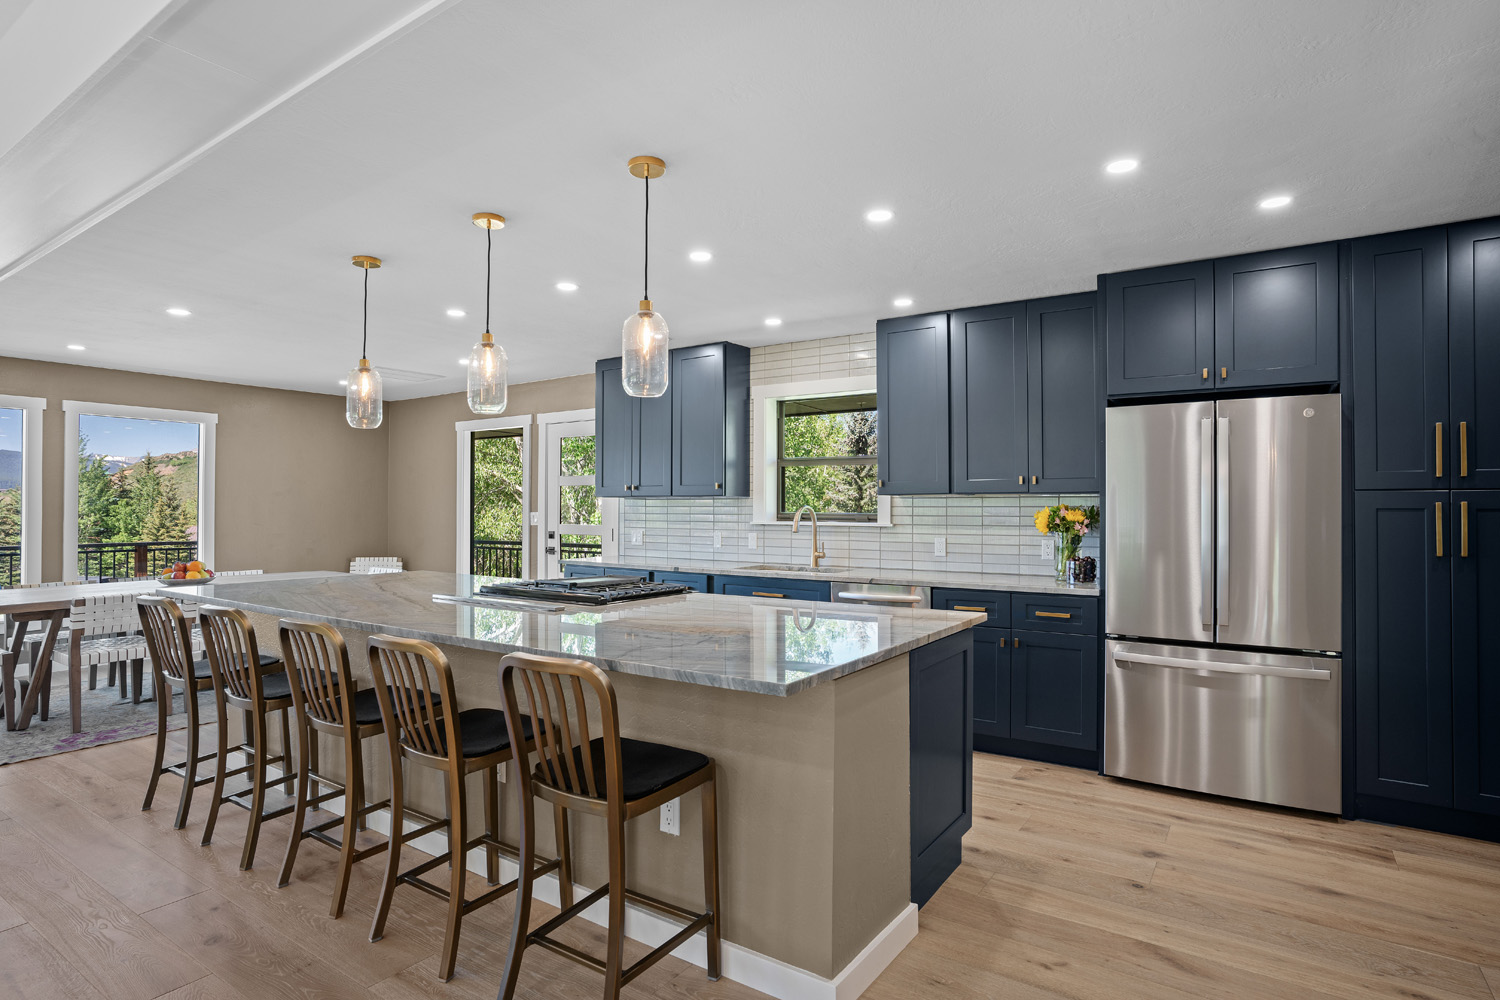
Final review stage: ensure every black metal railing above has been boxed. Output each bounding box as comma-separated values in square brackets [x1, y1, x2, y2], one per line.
[77, 541, 198, 581]
[559, 538, 603, 560]
[471, 539, 523, 578]
[0, 544, 19, 587]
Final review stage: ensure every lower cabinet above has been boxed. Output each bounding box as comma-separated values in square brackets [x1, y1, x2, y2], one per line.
[710, 575, 831, 602]
[1010, 629, 1099, 751]
[972, 626, 1011, 738]
[1452, 492, 1500, 816]
[909, 629, 973, 907]
[650, 571, 709, 592]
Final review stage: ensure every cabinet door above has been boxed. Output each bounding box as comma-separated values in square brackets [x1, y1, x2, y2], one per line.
[633, 389, 673, 497]
[1453, 492, 1500, 815]
[972, 626, 1011, 738]
[710, 576, 830, 602]
[1028, 292, 1102, 492]
[1214, 243, 1339, 389]
[877, 312, 951, 494]
[1010, 629, 1098, 750]
[672, 344, 727, 496]
[909, 630, 973, 906]
[1450, 218, 1500, 490]
[1351, 228, 1449, 489]
[1103, 261, 1214, 397]
[1354, 491, 1452, 806]
[595, 359, 634, 498]
[950, 303, 1028, 492]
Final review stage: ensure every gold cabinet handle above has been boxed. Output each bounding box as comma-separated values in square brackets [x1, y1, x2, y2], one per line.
[1436, 501, 1444, 558]
[1035, 611, 1072, 619]
[954, 605, 988, 612]
[752, 591, 785, 598]
[1202, 368, 1209, 380]
[1461, 421, 1468, 478]
[1031, 475, 1038, 485]
[1461, 501, 1469, 558]
[1436, 422, 1444, 479]
[1014, 637, 1020, 647]
[1018, 475, 1024, 485]
[999, 636, 1007, 647]
[715, 482, 722, 490]
[1221, 367, 1228, 379]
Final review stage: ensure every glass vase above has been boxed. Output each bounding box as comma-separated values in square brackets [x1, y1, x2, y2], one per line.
[1054, 532, 1081, 582]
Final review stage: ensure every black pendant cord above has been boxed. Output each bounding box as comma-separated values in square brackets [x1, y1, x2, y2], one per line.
[643, 174, 650, 302]
[484, 224, 493, 336]
[361, 264, 369, 360]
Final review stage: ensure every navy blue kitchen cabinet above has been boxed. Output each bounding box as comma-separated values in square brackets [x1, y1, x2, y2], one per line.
[1354, 491, 1453, 806]
[562, 563, 649, 579]
[876, 312, 951, 495]
[650, 570, 709, 592]
[1449, 218, 1500, 491]
[1214, 243, 1339, 389]
[671, 342, 749, 497]
[1103, 260, 1214, 397]
[710, 575, 830, 603]
[1027, 292, 1101, 492]
[1453, 492, 1500, 816]
[1351, 227, 1450, 490]
[950, 303, 1028, 492]
[970, 626, 1011, 739]
[908, 629, 973, 907]
[595, 357, 672, 498]
[1009, 629, 1098, 751]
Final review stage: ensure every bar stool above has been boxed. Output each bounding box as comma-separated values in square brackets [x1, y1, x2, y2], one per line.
[276, 618, 391, 916]
[365, 635, 566, 982]
[197, 607, 299, 869]
[495, 652, 721, 1000]
[136, 596, 216, 829]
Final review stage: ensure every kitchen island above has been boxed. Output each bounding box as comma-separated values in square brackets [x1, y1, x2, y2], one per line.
[165, 570, 984, 998]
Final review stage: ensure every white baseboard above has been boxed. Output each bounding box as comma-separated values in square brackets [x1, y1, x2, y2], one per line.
[265, 764, 915, 1000]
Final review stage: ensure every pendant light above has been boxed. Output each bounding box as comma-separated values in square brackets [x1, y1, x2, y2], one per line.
[466, 212, 509, 414]
[622, 155, 668, 397]
[346, 255, 384, 429]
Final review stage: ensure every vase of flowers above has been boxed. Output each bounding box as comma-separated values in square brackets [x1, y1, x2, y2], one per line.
[1033, 502, 1100, 583]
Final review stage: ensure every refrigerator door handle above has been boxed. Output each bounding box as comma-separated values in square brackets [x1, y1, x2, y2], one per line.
[1112, 648, 1333, 681]
[1216, 415, 1230, 631]
[1200, 417, 1214, 632]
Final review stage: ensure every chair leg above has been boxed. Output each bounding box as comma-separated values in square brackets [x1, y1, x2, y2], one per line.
[173, 684, 201, 830]
[308, 723, 321, 813]
[89, 662, 98, 691]
[353, 737, 367, 832]
[602, 813, 628, 1000]
[68, 656, 83, 734]
[278, 707, 292, 773]
[370, 756, 405, 942]
[143, 678, 169, 811]
[483, 765, 499, 886]
[701, 771, 721, 981]
[200, 694, 230, 846]
[240, 708, 270, 870]
[116, 660, 127, 700]
[554, 802, 574, 910]
[497, 764, 537, 1000]
[330, 733, 360, 918]
[1, 649, 15, 729]
[278, 716, 312, 889]
[437, 770, 468, 982]
[131, 659, 144, 705]
[39, 658, 51, 721]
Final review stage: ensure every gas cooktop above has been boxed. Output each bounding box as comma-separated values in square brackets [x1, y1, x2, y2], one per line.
[477, 576, 690, 606]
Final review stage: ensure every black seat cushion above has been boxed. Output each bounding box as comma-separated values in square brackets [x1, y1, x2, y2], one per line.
[347, 685, 442, 727]
[424, 708, 532, 759]
[192, 653, 281, 681]
[562, 737, 710, 802]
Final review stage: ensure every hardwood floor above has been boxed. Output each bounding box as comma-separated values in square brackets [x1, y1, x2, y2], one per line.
[0, 737, 1496, 1000]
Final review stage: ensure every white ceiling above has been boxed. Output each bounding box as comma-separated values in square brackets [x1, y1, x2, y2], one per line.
[1, 0, 1497, 399]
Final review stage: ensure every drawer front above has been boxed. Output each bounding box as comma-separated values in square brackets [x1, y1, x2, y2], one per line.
[651, 571, 709, 593]
[712, 575, 830, 602]
[1011, 593, 1098, 634]
[933, 588, 1011, 626]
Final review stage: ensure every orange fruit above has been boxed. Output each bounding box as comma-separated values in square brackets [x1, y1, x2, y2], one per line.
[187, 560, 204, 573]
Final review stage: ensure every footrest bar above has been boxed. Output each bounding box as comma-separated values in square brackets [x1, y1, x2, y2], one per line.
[527, 883, 609, 942]
[530, 933, 606, 974]
[620, 914, 712, 987]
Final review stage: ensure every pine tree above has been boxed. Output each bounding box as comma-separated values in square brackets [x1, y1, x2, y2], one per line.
[141, 474, 191, 542]
[77, 434, 120, 543]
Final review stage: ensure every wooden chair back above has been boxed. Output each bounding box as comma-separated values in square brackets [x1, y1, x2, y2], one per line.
[498, 652, 622, 805]
[199, 607, 268, 704]
[279, 618, 355, 729]
[136, 596, 195, 683]
[367, 635, 453, 760]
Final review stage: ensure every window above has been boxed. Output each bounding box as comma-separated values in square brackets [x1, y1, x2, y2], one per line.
[0, 395, 45, 585]
[776, 392, 878, 521]
[471, 428, 525, 577]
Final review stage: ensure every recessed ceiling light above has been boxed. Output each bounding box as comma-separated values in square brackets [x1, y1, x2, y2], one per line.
[165, 307, 191, 317]
[67, 344, 85, 351]
[865, 208, 894, 223]
[555, 281, 578, 292]
[1105, 158, 1139, 174]
[1259, 194, 1293, 210]
[338, 379, 348, 386]
[446, 308, 466, 318]
[688, 249, 713, 263]
[893, 297, 914, 308]
[764, 317, 783, 327]
[459, 358, 470, 366]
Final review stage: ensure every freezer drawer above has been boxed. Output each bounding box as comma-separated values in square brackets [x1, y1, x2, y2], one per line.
[1104, 640, 1341, 813]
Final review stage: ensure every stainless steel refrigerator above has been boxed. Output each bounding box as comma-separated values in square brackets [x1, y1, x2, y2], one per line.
[1104, 393, 1342, 812]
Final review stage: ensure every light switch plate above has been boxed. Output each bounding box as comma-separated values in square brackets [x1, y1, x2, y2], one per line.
[933, 537, 946, 557]
[748, 531, 759, 550]
[1040, 537, 1054, 559]
[631, 530, 643, 545]
[529, 511, 540, 525]
[659, 798, 680, 835]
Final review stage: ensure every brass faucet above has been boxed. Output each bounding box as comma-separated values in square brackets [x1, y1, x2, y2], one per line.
[791, 505, 827, 569]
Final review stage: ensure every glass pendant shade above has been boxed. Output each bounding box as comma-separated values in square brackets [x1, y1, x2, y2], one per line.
[622, 300, 669, 397]
[467, 333, 508, 414]
[346, 360, 383, 429]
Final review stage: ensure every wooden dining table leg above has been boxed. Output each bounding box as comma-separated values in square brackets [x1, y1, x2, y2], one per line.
[12, 610, 65, 732]
[4, 615, 31, 728]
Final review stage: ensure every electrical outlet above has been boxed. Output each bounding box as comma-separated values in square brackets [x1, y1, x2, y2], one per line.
[933, 537, 946, 557]
[748, 531, 759, 550]
[1040, 537, 1055, 559]
[631, 530, 643, 545]
[659, 798, 680, 835]
[714, 531, 723, 549]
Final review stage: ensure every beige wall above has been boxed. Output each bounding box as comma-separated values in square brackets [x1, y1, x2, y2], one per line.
[0, 358, 390, 581]
[384, 373, 594, 575]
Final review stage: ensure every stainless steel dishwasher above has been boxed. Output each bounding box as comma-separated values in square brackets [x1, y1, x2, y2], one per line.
[830, 582, 930, 609]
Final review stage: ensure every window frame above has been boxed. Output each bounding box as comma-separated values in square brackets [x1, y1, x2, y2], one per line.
[0, 394, 46, 585]
[63, 400, 217, 578]
[455, 414, 532, 578]
[774, 394, 879, 523]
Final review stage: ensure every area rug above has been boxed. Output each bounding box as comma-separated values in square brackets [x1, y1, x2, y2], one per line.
[0, 667, 209, 765]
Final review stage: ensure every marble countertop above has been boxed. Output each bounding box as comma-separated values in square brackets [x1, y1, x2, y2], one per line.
[567, 559, 1100, 598]
[160, 570, 985, 697]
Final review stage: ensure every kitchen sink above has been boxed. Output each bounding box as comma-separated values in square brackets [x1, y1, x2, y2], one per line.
[732, 563, 839, 575]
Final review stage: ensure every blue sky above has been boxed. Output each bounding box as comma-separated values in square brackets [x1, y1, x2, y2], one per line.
[79, 414, 199, 457]
[0, 408, 20, 453]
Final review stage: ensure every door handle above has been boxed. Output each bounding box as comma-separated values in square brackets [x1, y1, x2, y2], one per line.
[1034, 611, 1072, 619]
[999, 637, 1007, 647]
[1436, 501, 1444, 558]
[952, 605, 988, 612]
[545, 546, 557, 555]
[1221, 366, 1227, 380]
[751, 591, 785, 599]
[1460, 421, 1468, 478]
[1202, 368, 1209, 380]
[1201, 416, 1214, 632]
[1032, 475, 1038, 485]
[1216, 415, 1231, 630]
[1461, 500, 1469, 558]
[1436, 422, 1444, 479]
[1113, 650, 1332, 681]
[838, 592, 923, 604]
[1018, 475, 1024, 485]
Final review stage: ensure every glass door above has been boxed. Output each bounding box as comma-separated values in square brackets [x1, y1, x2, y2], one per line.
[470, 427, 526, 578]
[541, 416, 602, 579]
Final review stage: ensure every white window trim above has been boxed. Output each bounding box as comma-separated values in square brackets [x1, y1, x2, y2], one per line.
[63, 400, 217, 578]
[535, 408, 616, 566]
[456, 414, 532, 578]
[0, 394, 46, 584]
[750, 376, 891, 528]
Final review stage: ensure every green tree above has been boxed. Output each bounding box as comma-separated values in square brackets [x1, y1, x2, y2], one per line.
[77, 433, 119, 544]
[472, 435, 524, 540]
[141, 473, 192, 542]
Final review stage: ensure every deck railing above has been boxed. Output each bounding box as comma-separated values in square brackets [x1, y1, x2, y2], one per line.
[78, 541, 198, 581]
[0, 544, 18, 587]
[471, 539, 523, 578]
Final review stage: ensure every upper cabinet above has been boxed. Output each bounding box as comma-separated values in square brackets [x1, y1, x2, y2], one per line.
[1449, 218, 1500, 490]
[950, 303, 1027, 492]
[1027, 293, 1102, 492]
[596, 343, 747, 499]
[1104, 243, 1338, 398]
[877, 312, 952, 495]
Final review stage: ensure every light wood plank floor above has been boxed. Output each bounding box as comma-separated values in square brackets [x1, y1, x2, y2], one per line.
[0, 736, 1496, 1000]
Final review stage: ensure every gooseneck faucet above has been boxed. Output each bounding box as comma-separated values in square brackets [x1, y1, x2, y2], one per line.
[791, 505, 827, 569]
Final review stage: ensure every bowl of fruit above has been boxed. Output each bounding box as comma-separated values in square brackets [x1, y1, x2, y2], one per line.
[159, 561, 215, 586]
